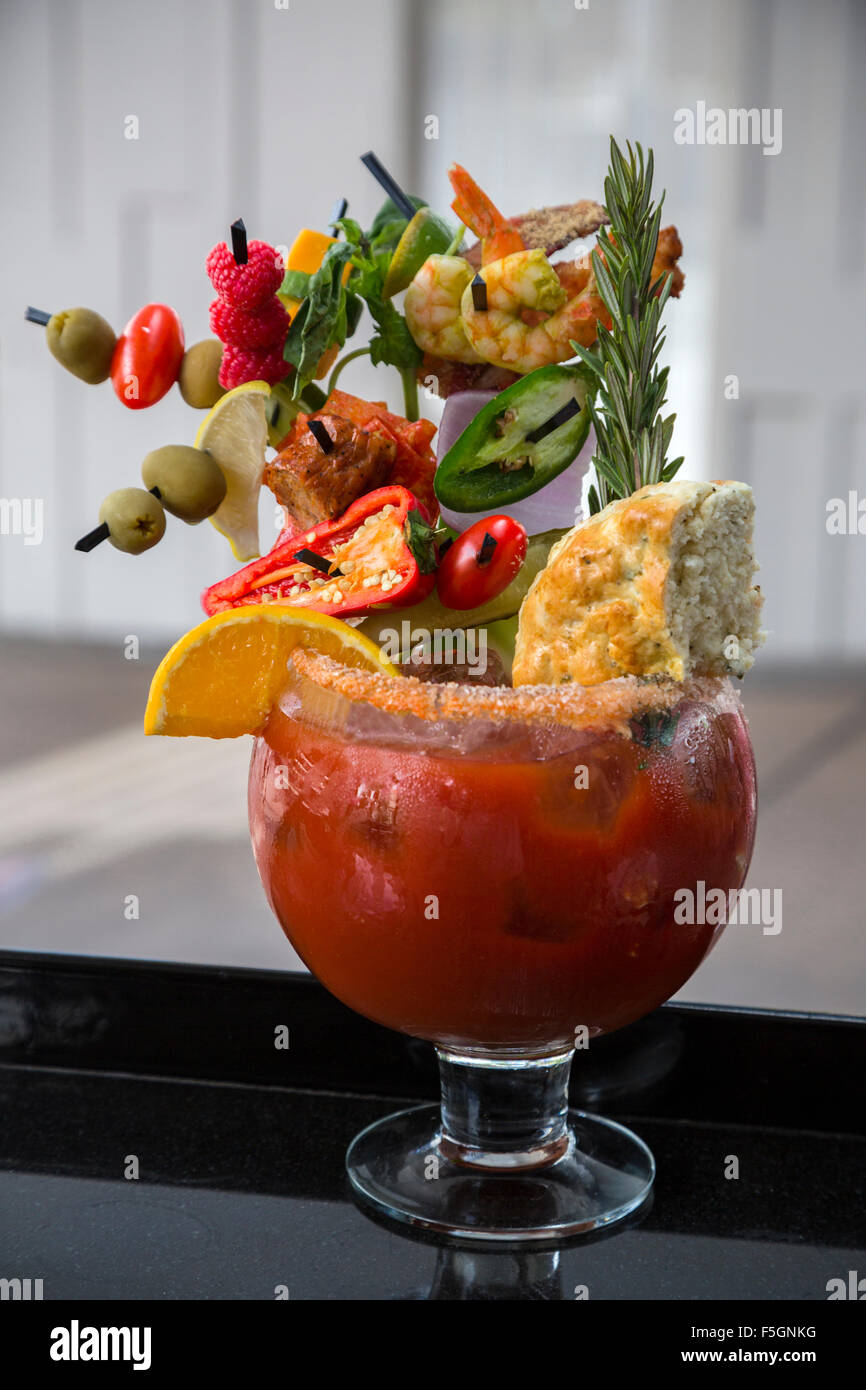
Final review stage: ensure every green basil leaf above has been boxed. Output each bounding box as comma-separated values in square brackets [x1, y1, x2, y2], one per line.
[335, 216, 364, 246]
[278, 269, 311, 300]
[345, 291, 363, 337]
[404, 509, 437, 574]
[283, 241, 355, 397]
[331, 216, 424, 371]
[367, 297, 423, 370]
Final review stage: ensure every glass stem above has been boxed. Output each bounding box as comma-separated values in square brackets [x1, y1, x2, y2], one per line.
[436, 1048, 574, 1170]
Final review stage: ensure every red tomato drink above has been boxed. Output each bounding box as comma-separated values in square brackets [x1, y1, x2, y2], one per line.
[249, 651, 757, 1053]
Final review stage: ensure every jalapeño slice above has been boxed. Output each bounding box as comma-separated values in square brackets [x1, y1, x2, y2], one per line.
[434, 363, 595, 512]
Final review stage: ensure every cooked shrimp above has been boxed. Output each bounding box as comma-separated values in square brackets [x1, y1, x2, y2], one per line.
[459, 230, 684, 375]
[404, 254, 485, 364]
[405, 159, 684, 376]
[458, 247, 608, 374]
[448, 163, 525, 265]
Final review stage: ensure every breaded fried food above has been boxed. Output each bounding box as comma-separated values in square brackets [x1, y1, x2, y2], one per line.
[463, 200, 610, 269]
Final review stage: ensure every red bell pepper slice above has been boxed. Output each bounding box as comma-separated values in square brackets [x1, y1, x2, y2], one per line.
[202, 485, 436, 619]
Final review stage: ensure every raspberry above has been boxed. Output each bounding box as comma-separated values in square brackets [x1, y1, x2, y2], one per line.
[219, 342, 289, 390]
[210, 296, 289, 350]
[206, 239, 283, 310]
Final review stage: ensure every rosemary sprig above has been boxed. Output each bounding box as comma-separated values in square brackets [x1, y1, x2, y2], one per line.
[572, 137, 683, 514]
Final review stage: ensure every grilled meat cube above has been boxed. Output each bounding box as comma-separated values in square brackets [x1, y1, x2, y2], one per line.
[264, 414, 397, 531]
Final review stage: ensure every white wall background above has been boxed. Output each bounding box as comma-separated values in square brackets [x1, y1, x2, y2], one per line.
[1, 0, 865, 662]
[0, 0, 415, 644]
[407, 0, 866, 665]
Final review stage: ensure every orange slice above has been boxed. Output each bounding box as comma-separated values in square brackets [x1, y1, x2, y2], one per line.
[144, 606, 400, 739]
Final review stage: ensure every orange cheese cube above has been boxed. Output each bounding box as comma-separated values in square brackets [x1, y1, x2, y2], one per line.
[278, 229, 352, 316]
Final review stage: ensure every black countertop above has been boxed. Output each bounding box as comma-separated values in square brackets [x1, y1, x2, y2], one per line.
[1, 951, 864, 1301]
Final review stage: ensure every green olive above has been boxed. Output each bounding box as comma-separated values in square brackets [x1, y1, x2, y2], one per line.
[98, 488, 166, 554]
[141, 445, 227, 523]
[46, 307, 116, 384]
[178, 339, 225, 409]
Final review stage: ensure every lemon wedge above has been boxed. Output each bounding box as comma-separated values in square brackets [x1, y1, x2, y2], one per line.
[144, 605, 399, 739]
[195, 380, 270, 562]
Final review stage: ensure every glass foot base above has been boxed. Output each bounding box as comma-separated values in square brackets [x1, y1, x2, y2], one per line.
[346, 1104, 655, 1243]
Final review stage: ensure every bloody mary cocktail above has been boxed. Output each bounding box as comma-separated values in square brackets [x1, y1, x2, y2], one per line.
[249, 650, 756, 1053]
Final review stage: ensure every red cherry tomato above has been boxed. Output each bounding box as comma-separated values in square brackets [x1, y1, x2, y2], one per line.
[436, 515, 528, 610]
[110, 303, 184, 409]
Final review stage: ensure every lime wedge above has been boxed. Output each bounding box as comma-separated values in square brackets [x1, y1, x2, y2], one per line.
[382, 207, 455, 299]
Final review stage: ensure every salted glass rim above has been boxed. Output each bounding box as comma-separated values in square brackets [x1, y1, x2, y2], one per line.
[282, 649, 743, 735]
